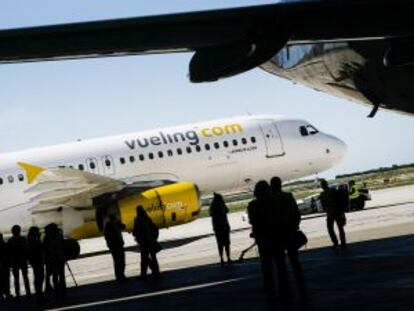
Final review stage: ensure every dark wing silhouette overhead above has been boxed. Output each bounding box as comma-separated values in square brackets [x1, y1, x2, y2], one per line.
[0, 0, 413, 82]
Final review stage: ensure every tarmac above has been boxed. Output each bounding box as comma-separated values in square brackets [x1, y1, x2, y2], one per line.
[1, 185, 414, 310]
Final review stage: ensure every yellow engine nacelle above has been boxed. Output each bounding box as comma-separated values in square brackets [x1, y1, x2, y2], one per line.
[70, 182, 200, 240]
[119, 182, 200, 232]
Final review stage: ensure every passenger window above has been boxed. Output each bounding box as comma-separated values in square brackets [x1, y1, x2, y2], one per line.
[158, 151, 164, 158]
[232, 139, 238, 146]
[205, 144, 210, 151]
[105, 159, 111, 167]
[300, 126, 308, 136]
[89, 162, 96, 169]
[8, 175, 14, 183]
[167, 150, 173, 157]
[195, 145, 201, 152]
[0, 178, 2, 185]
[186, 146, 192, 154]
[241, 138, 247, 145]
[78, 164, 85, 170]
[139, 154, 145, 161]
[223, 141, 229, 148]
[129, 156, 135, 163]
[148, 153, 154, 160]
[120, 157, 125, 165]
[18, 174, 24, 182]
[177, 148, 182, 155]
[214, 142, 220, 149]
[251, 137, 256, 143]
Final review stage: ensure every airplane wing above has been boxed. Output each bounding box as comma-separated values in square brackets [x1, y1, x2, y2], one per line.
[19, 162, 124, 213]
[18, 162, 172, 213]
[0, 0, 412, 82]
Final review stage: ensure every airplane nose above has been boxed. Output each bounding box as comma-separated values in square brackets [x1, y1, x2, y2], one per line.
[329, 136, 347, 163]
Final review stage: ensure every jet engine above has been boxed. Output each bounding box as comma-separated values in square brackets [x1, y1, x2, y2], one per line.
[70, 182, 201, 240]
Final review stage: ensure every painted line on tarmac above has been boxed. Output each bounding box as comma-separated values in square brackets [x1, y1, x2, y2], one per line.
[47, 277, 249, 311]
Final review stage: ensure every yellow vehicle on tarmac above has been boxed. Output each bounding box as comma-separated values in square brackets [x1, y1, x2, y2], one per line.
[348, 181, 371, 211]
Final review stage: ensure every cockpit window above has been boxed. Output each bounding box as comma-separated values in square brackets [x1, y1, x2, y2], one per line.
[300, 125, 319, 136]
[300, 126, 308, 136]
[307, 125, 319, 135]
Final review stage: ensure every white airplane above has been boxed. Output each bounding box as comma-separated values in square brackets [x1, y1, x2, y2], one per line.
[0, 115, 346, 240]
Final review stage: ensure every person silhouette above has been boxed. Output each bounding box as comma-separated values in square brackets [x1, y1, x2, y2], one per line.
[320, 179, 347, 249]
[104, 214, 127, 282]
[248, 180, 274, 299]
[209, 193, 231, 265]
[0, 233, 11, 300]
[133, 206, 161, 278]
[43, 223, 66, 300]
[27, 226, 45, 303]
[249, 179, 307, 301]
[270, 176, 307, 300]
[7, 225, 31, 299]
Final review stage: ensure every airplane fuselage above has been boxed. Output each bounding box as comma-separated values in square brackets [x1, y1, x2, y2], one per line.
[0, 115, 346, 236]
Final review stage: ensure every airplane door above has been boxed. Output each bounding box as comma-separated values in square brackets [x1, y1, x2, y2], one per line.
[86, 157, 100, 174]
[101, 155, 115, 175]
[259, 120, 285, 157]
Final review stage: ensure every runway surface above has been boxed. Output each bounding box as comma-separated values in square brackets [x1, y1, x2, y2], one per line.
[1, 185, 414, 310]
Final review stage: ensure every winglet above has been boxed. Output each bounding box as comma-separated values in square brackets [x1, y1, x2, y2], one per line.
[17, 162, 45, 184]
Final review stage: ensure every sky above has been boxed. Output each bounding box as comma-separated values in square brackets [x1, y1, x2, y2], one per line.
[0, 0, 413, 179]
